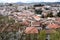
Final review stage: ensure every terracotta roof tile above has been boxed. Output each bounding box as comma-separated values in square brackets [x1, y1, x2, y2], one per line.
[33, 15, 40, 21]
[47, 23, 60, 29]
[25, 27, 38, 34]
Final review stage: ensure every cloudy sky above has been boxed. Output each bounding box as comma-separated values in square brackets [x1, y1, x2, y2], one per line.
[0, 0, 59, 3]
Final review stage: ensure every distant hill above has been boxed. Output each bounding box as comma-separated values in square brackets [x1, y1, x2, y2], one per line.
[16, 2, 60, 5]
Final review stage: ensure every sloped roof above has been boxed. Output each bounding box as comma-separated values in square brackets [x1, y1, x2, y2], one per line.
[47, 23, 60, 29]
[25, 27, 38, 34]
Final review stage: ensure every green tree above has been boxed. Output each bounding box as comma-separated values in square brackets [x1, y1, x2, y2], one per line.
[47, 12, 54, 17]
[57, 12, 60, 17]
[35, 9, 42, 14]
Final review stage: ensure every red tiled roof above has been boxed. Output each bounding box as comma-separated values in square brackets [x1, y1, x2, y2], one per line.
[47, 23, 60, 29]
[33, 15, 40, 21]
[56, 18, 60, 22]
[25, 27, 38, 34]
[20, 21, 29, 26]
[31, 21, 40, 26]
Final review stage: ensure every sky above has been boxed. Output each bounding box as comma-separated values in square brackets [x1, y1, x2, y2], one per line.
[0, 0, 60, 3]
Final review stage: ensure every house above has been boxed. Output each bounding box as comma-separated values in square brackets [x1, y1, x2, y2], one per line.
[32, 15, 40, 21]
[30, 21, 40, 27]
[47, 23, 60, 29]
[25, 27, 38, 34]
